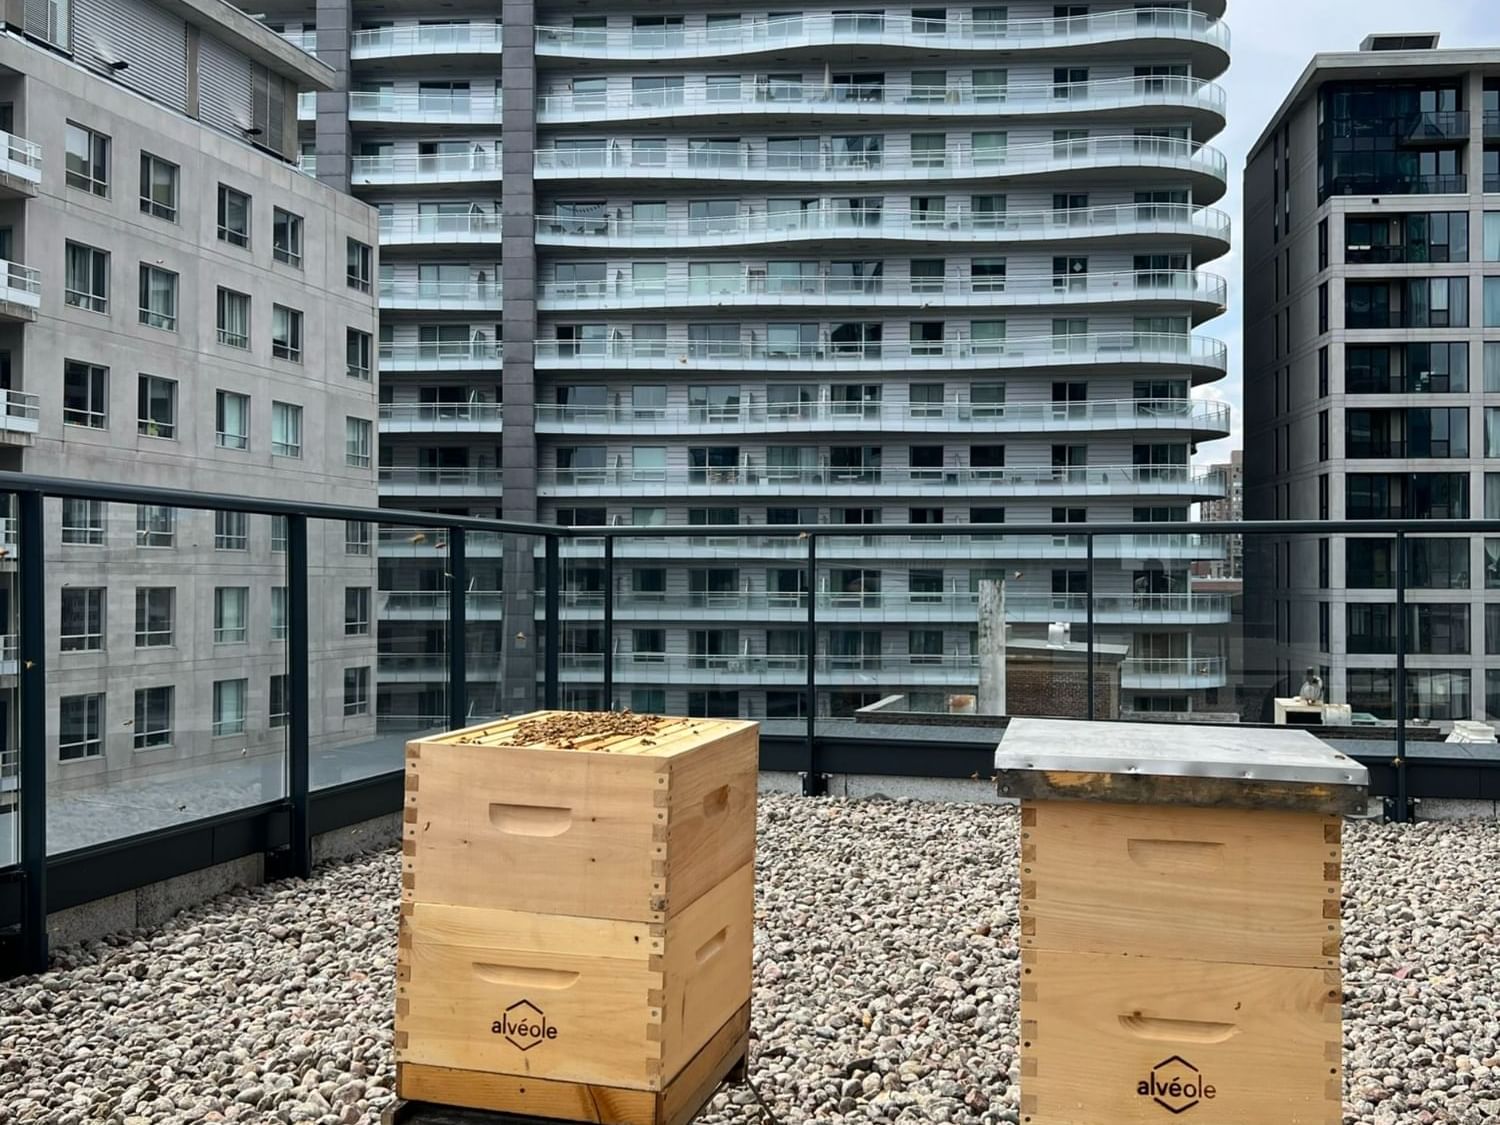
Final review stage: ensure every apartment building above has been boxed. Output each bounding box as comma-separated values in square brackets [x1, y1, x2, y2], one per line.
[1245, 33, 1500, 723]
[1196, 447, 1241, 578]
[273, 1, 1233, 721]
[0, 0, 381, 806]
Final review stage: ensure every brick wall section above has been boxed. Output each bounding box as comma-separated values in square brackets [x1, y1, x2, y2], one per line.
[1007, 657, 1121, 719]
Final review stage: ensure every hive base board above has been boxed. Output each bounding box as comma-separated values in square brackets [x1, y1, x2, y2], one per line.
[394, 1003, 750, 1125]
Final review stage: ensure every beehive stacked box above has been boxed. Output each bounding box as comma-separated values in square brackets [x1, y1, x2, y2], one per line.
[396, 711, 759, 1125]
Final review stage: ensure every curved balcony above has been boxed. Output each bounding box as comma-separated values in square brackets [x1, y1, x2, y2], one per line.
[380, 213, 503, 248]
[381, 277, 502, 312]
[378, 467, 503, 497]
[380, 340, 502, 372]
[535, 8, 1229, 78]
[536, 464, 1227, 500]
[350, 91, 502, 125]
[379, 403, 503, 434]
[537, 75, 1225, 134]
[537, 269, 1225, 321]
[351, 22, 502, 62]
[534, 332, 1229, 384]
[535, 397, 1232, 439]
[353, 149, 502, 186]
[534, 135, 1228, 202]
[1120, 656, 1227, 690]
[535, 201, 1232, 263]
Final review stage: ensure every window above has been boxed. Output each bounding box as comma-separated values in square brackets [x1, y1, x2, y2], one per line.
[134, 587, 173, 647]
[346, 417, 372, 468]
[136, 510, 174, 549]
[272, 305, 303, 361]
[345, 520, 371, 555]
[65, 243, 109, 312]
[217, 185, 250, 247]
[214, 587, 248, 643]
[345, 587, 371, 636]
[212, 679, 247, 736]
[347, 328, 372, 380]
[216, 390, 249, 450]
[65, 123, 109, 195]
[63, 360, 107, 428]
[217, 289, 250, 348]
[343, 666, 370, 715]
[272, 401, 302, 457]
[269, 674, 289, 729]
[136, 375, 176, 439]
[60, 587, 104, 652]
[347, 238, 373, 292]
[62, 499, 104, 545]
[133, 687, 172, 749]
[59, 694, 104, 761]
[1487, 278, 1500, 327]
[214, 509, 248, 550]
[271, 586, 287, 641]
[273, 208, 303, 266]
[139, 153, 178, 221]
[271, 516, 288, 553]
[137, 265, 178, 330]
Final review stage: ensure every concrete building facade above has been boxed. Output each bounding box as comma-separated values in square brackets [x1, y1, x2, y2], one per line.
[1245, 33, 1500, 723]
[263, 0, 1234, 722]
[0, 0, 381, 812]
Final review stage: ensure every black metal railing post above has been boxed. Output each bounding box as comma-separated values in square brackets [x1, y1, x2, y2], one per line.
[286, 514, 312, 878]
[1392, 529, 1409, 822]
[544, 535, 560, 709]
[802, 533, 822, 795]
[603, 536, 615, 709]
[1085, 531, 1096, 721]
[17, 490, 47, 973]
[447, 527, 468, 731]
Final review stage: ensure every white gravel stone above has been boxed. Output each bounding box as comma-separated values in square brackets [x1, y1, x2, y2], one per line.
[1, 796, 1497, 1123]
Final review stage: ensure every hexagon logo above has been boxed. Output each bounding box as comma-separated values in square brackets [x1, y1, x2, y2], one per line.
[490, 999, 559, 1051]
[1135, 1055, 1218, 1114]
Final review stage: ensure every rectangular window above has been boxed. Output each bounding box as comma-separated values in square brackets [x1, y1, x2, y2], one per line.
[136, 374, 176, 439]
[347, 328, 372, 380]
[216, 288, 250, 348]
[216, 390, 249, 450]
[1485, 212, 1500, 261]
[272, 305, 303, 361]
[214, 509, 248, 550]
[271, 586, 287, 641]
[65, 242, 109, 312]
[62, 499, 104, 545]
[214, 587, 248, 643]
[65, 123, 109, 195]
[133, 687, 172, 749]
[272, 401, 302, 457]
[139, 153, 178, 221]
[271, 516, 288, 553]
[60, 587, 105, 652]
[345, 521, 371, 556]
[345, 417, 372, 467]
[217, 185, 251, 247]
[1487, 277, 1500, 327]
[343, 666, 371, 716]
[270, 674, 289, 729]
[63, 360, 107, 428]
[134, 587, 174, 647]
[59, 693, 104, 760]
[136, 505, 174, 546]
[273, 208, 303, 266]
[212, 679, 247, 736]
[345, 587, 371, 636]
[138, 265, 178, 330]
[347, 238, 373, 292]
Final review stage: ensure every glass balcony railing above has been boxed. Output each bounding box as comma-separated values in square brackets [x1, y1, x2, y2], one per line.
[538, 75, 1226, 123]
[380, 278, 503, 308]
[295, 153, 316, 178]
[535, 201, 1233, 252]
[380, 212, 503, 244]
[535, 7, 1230, 61]
[0, 389, 40, 437]
[351, 22, 502, 58]
[536, 269, 1226, 313]
[349, 91, 502, 122]
[377, 467, 504, 493]
[378, 402, 503, 430]
[277, 29, 316, 53]
[0, 259, 40, 311]
[534, 134, 1228, 187]
[533, 331, 1229, 378]
[1485, 111, 1500, 141]
[352, 148, 502, 184]
[379, 340, 503, 370]
[0, 129, 40, 191]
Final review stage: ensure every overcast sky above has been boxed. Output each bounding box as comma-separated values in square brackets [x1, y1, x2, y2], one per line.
[1194, 0, 1493, 464]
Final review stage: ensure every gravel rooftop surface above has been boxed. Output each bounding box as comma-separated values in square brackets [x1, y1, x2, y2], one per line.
[1, 794, 1498, 1125]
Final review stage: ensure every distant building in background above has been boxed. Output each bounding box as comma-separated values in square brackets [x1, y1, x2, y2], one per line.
[1196, 447, 1242, 578]
[1244, 32, 1495, 725]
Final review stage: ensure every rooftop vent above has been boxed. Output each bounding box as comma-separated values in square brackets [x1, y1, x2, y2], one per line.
[1359, 33, 1441, 51]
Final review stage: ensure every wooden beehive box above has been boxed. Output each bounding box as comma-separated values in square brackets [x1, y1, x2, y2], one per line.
[995, 719, 1369, 1125]
[396, 711, 759, 1125]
